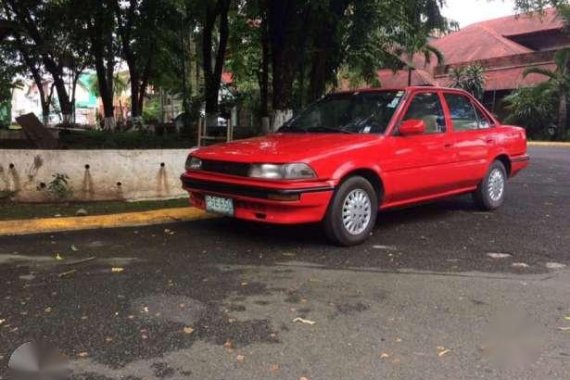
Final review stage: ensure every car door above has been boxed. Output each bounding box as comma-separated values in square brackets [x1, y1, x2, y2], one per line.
[382, 90, 457, 204]
[442, 92, 492, 188]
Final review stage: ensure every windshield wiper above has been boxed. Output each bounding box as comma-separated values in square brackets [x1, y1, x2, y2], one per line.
[279, 126, 308, 133]
[310, 126, 353, 134]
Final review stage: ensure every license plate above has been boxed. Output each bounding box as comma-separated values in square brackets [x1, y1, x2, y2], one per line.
[205, 195, 234, 216]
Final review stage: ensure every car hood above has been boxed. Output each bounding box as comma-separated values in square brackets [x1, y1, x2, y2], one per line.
[193, 133, 382, 163]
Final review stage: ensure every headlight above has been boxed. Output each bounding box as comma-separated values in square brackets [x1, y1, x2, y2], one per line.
[248, 163, 316, 179]
[185, 156, 202, 170]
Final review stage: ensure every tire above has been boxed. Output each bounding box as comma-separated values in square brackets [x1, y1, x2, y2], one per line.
[472, 160, 507, 211]
[323, 176, 378, 246]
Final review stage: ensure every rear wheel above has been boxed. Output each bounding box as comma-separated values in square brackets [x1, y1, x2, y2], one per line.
[323, 176, 378, 246]
[472, 160, 507, 211]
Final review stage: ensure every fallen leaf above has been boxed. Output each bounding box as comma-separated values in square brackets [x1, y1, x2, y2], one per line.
[77, 352, 89, 358]
[373, 245, 397, 251]
[183, 326, 194, 334]
[300, 377, 309, 380]
[270, 364, 280, 373]
[44, 307, 52, 313]
[558, 327, 570, 331]
[58, 269, 77, 278]
[55, 253, 64, 261]
[236, 354, 245, 362]
[293, 317, 316, 325]
[105, 337, 113, 343]
[111, 267, 124, 273]
[546, 262, 567, 270]
[438, 348, 451, 357]
[224, 339, 234, 351]
[282, 252, 296, 257]
[142, 306, 149, 313]
[71, 245, 79, 252]
[486, 253, 512, 259]
[564, 316, 570, 321]
[380, 352, 390, 359]
[512, 262, 530, 269]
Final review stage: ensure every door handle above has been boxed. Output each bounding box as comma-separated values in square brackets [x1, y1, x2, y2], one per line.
[485, 138, 495, 144]
[444, 143, 453, 148]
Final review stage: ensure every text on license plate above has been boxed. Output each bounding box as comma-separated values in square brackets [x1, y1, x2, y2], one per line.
[205, 195, 234, 216]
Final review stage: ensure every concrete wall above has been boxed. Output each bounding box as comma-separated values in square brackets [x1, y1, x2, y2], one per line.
[0, 149, 192, 202]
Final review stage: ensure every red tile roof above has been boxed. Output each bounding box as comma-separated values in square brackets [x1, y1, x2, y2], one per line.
[477, 7, 563, 37]
[377, 8, 563, 91]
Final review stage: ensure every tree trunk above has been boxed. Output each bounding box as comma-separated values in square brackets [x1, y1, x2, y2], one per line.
[45, 83, 55, 125]
[202, 0, 231, 127]
[94, 55, 114, 130]
[50, 72, 73, 123]
[268, 0, 298, 132]
[259, 4, 270, 118]
[71, 71, 82, 124]
[90, 2, 115, 130]
[130, 71, 140, 118]
[408, 68, 413, 86]
[42, 57, 72, 122]
[558, 91, 567, 141]
[307, 0, 350, 103]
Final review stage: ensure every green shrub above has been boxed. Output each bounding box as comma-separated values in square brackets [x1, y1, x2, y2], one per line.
[503, 84, 557, 140]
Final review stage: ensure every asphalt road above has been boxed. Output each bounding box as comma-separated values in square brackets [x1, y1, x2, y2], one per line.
[1, 146, 569, 380]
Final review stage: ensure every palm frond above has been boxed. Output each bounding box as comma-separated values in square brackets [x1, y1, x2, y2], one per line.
[424, 44, 444, 66]
[523, 67, 557, 79]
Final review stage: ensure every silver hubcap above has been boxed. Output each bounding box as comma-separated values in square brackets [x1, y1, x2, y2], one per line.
[342, 189, 372, 235]
[488, 168, 505, 202]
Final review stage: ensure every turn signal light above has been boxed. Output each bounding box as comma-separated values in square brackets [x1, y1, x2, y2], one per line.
[267, 193, 300, 201]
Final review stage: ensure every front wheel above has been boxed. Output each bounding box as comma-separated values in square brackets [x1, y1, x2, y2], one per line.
[472, 160, 507, 211]
[323, 176, 378, 246]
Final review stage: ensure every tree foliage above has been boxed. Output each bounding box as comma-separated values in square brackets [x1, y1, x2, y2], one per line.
[0, 0, 565, 132]
[522, 49, 570, 140]
[504, 83, 557, 138]
[449, 64, 486, 100]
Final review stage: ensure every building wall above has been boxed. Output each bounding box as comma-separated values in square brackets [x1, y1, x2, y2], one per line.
[0, 149, 192, 202]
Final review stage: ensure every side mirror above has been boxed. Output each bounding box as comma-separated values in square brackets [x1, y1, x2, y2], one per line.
[399, 119, 426, 136]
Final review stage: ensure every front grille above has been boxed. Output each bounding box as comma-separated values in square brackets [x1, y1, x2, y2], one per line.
[201, 160, 250, 177]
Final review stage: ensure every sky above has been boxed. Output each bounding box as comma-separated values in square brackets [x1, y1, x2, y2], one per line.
[443, 0, 517, 27]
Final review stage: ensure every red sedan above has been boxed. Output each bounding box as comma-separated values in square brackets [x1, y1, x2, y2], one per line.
[181, 87, 529, 245]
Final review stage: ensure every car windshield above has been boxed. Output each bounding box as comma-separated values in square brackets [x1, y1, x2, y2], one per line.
[279, 91, 404, 134]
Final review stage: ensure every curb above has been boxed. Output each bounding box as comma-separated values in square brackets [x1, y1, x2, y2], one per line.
[0, 207, 210, 236]
[528, 141, 570, 147]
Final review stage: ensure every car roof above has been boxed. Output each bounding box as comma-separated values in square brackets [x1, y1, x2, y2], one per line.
[332, 86, 472, 96]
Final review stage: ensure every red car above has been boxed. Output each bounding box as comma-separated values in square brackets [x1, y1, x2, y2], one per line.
[181, 87, 529, 246]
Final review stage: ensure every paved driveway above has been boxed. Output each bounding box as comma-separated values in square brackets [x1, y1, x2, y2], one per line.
[1, 147, 569, 379]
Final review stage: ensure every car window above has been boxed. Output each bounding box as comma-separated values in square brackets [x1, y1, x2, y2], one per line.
[444, 94, 480, 131]
[474, 105, 492, 129]
[401, 92, 446, 134]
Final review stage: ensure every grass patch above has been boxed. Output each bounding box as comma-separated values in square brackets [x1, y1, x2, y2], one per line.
[0, 198, 189, 221]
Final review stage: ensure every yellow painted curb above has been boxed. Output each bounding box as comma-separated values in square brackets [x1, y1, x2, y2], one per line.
[0, 207, 210, 236]
[528, 141, 570, 147]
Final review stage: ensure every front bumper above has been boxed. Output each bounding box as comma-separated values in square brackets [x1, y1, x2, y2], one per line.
[180, 173, 334, 224]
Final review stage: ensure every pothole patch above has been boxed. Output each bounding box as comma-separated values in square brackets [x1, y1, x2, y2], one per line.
[131, 295, 206, 324]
